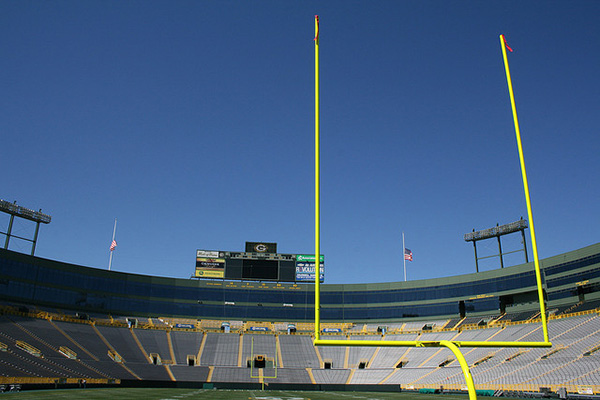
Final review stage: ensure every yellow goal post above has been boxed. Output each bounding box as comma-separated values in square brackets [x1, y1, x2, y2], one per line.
[311, 16, 551, 400]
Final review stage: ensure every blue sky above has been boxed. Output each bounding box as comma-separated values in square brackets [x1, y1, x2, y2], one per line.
[2, 1, 599, 284]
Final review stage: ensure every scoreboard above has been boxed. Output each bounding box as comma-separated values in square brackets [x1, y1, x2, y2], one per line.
[195, 242, 324, 283]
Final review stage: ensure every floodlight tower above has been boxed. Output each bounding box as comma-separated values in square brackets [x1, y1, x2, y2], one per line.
[464, 217, 529, 272]
[0, 199, 52, 255]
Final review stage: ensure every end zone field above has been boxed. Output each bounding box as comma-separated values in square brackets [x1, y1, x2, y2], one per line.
[0, 388, 472, 400]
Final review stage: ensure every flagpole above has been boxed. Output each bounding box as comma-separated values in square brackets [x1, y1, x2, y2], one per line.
[499, 34, 549, 344]
[108, 218, 117, 271]
[402, 232, 407, 282]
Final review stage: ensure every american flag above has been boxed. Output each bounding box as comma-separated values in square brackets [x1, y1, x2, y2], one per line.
[404, 248, 413, 262]
[110, 240, 117, 251]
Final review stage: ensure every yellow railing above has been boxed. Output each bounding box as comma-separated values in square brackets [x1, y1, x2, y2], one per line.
[15, 341, 41, 357]
[107, 349, 123, 363]
[58, 346, 77, 359]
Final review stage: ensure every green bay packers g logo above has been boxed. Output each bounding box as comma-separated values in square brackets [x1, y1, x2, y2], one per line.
[255, 244, 268, 253]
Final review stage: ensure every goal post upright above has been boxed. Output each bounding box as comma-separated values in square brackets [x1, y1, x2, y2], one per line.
[314, 14, 321, 342]
[311, 21, 551, 400]
[499, 34, 550, 344]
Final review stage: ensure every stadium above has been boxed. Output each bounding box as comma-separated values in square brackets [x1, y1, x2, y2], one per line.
[1, 236, 599, 397]
[3, 3, 599, 399]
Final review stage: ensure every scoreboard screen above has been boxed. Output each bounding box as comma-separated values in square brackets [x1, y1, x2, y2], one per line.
[242, 259, 278, 280]
[195, 244, 324, 283]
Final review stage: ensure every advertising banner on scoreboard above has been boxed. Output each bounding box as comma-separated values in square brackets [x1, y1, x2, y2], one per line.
[195, 257, 225, 278]
[296, 254, 324, 262]
[295, 262, 324, 282]
[197, 250, 220, 258]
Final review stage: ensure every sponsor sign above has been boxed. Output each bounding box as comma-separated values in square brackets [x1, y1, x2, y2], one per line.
[195, 255, 225, 278]
[195, 269, 224, 278]
[296, 254, 324, 262]
[322, 328, 342, 333]
[175, 323, 195, 329]
[197, 250, 220, 258]
[249, 326, 270, 332]
[295, 262, 324, 282]
[196, 257, 225, 268]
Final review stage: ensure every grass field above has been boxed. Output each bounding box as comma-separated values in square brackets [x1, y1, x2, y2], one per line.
[0, 388, 471, 400]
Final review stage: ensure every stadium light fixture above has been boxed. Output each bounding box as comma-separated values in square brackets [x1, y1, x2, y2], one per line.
[464, 218, 527, 242]
[1, 199, 51, 255]
[464, 218, 529, 271]
[0, 199, 51, 224]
